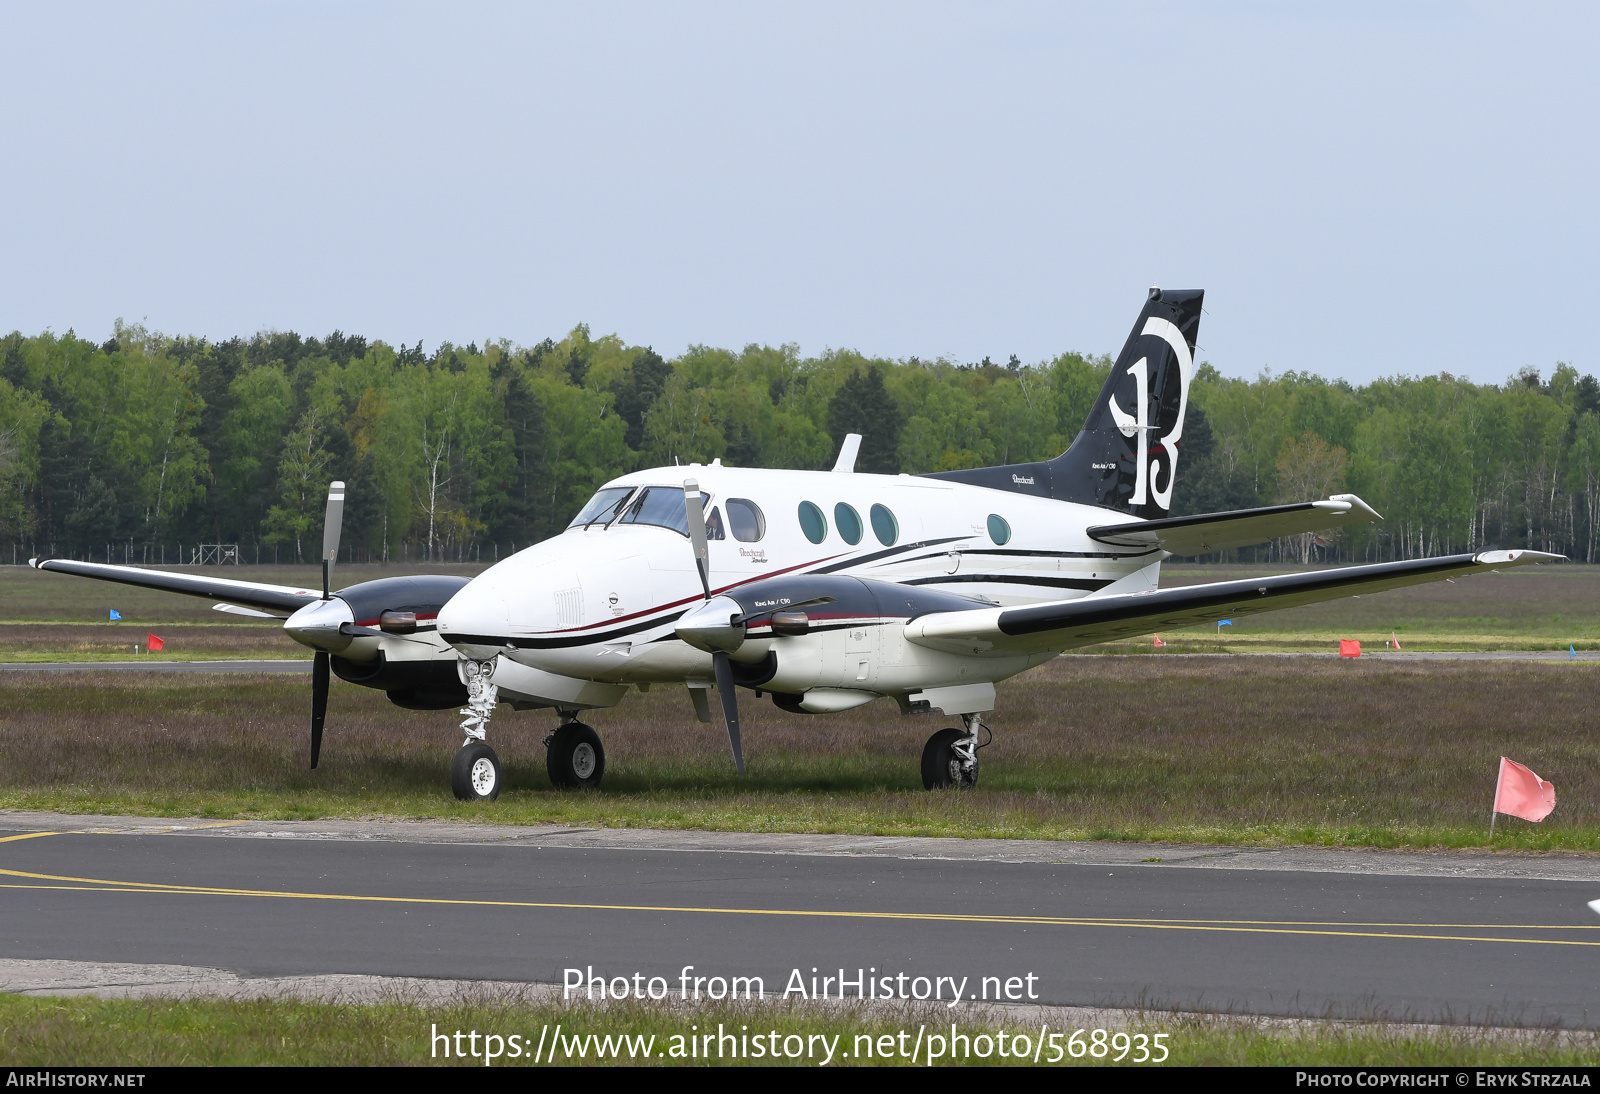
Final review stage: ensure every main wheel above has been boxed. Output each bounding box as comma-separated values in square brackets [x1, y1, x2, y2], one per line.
[921, 727, 978, 790]
[451, 741, 502, 802]
[546, 722, 606, 789]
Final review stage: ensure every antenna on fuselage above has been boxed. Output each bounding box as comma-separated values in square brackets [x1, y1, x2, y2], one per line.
[832, 434, 861, 473]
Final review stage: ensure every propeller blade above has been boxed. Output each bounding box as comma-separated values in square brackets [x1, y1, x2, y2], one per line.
[310, 649, 329, 769]
[683, 479, 711, 600]
[711, 650, 744, 775]
[321, 481, 346, 599]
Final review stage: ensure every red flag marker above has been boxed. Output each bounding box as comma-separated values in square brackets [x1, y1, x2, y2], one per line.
[146, 633, 165, 652]
[1153, 635, 1165, 648]
[1339, 639, 1361, 658]
[1492, 757, 1556, 833]
[1390, 631, 1402, 650]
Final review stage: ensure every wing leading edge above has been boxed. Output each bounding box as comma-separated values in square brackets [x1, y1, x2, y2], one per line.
[29, 558, 321, 616]
[905, 550, 1561, 655]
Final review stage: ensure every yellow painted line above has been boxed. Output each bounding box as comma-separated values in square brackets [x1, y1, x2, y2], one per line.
[0, 821, 246, 843]
[1, 869, 1597, 948]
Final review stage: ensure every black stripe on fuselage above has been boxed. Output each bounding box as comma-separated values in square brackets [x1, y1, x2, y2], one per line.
[812, 537, 969, 574]
[960, 547, 1160, 560]
[901, 574, 1113, 592]
[450, 610, 688, 651]
[884, 547, 1155, 568]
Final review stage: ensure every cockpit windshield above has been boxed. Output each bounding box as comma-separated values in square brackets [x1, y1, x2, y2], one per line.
[617, 486, 711, 537]
[567, 487, 635, 529]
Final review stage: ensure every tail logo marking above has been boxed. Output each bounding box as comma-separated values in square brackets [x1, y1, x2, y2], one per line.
[1106, 317, 1194, 512]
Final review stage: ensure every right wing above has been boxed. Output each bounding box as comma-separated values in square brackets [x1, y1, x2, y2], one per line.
[905, 550, 1560, 655]
[30, 558, 321, 617]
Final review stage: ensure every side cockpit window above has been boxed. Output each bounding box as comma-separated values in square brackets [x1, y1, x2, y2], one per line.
[727, 498, 765, 542]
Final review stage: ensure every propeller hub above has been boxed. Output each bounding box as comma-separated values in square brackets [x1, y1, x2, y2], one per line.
[676, 595, 745, 654]
[284, 596, 354, 653]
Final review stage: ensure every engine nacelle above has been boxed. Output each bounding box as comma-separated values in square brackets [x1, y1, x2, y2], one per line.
[677, 573, 1040, 713]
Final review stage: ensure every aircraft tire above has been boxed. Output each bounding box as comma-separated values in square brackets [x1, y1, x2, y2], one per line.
[451, 741, 502, 802]
[921, 727, 977, 790]
[547, 722, 606, 789]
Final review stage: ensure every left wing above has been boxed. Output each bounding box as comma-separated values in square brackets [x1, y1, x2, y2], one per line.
[29, 558, 321, 617]
[905, 550, 1560, 655]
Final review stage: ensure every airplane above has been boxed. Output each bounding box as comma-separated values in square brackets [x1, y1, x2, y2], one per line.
[32, 287, 1560, 802]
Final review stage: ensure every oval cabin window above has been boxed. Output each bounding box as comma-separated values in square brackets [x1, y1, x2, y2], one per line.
[834, 503, 863, 545]
[727, 498, 766, 542]
[987, 514, 1011, 545]
[870, 503, 898, 546]
[798, 501, 828, 544]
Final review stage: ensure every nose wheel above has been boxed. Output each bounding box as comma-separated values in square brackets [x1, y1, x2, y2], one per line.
[545, 721, 606, 789]
[451, 741, 502, 801]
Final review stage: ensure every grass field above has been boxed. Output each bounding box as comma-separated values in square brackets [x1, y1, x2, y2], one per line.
[1, 560, 1593, 661]
[1, 994, 1594, 1066]
[3, 655, 1596, 849]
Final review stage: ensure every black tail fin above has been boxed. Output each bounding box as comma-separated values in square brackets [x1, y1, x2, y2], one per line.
[926, 286, 1202, 519]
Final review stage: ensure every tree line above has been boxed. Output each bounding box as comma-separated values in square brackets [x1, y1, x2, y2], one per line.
[1, 321, 1597, 567]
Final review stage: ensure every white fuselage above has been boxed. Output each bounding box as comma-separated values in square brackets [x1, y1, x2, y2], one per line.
[435, 463, 1162, 710]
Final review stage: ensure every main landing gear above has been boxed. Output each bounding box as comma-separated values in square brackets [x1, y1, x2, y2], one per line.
[544, 720, 605, 789]
[921, 713, 989, 790]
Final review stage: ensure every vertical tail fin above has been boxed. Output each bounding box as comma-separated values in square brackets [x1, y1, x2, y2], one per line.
[926, 286, 1203, 519]
[1060, 286, 1202, 518]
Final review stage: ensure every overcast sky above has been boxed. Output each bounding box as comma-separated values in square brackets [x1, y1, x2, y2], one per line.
[2, 2, 1595, 385]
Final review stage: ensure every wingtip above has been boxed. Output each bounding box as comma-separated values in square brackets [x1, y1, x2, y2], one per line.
[27, 557, 37, 569]
[1474, 549, 1566, 567]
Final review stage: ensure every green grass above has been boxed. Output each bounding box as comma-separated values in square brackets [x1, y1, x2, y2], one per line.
[4, 657, 1598, 850]
[0, 995, 1594, 1066]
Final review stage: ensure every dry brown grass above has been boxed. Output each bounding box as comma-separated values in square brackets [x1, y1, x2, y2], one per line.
[0, 623, 297, 661]
[1159, 562, 1600, 642]
[0, 563, 486, 623]
[1, 656, 1596, 848]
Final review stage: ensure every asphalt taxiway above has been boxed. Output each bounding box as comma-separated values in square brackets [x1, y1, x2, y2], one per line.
[2, 812, 1597, 1026]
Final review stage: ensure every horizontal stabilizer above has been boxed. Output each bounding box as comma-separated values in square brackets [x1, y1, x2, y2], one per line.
[30, 558, 320, 616]
[905, 550, 1561, 656]
[1087, 495, 1382, 556]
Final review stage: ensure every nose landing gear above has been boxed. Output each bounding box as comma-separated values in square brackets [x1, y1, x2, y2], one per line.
[921, 713, 988, 790]
[452, 660, 502, 802]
